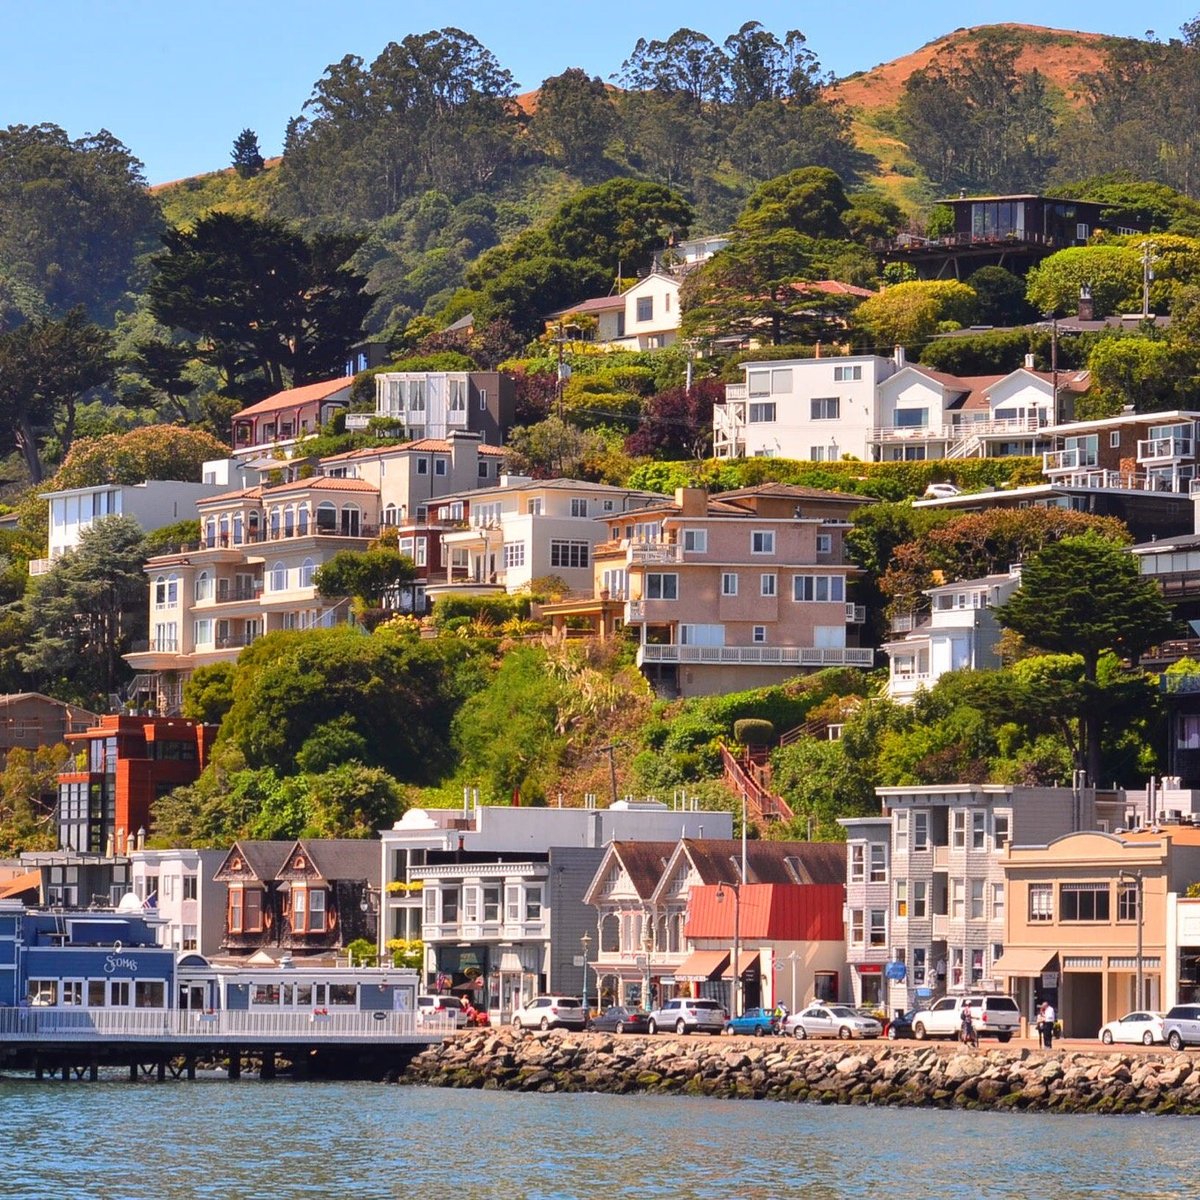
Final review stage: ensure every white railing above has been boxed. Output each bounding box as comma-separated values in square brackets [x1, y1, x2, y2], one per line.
[629, 541, 683, 563]
[724, 384, 747, 402]
[1043, 448, 1087, 473]
[874, 416, 1047, 444]
[28, 558, 52, 576]
[626, 600, 646, 621]
[0, 1006, 454, 1042]
[1138, 436, 1193, 463]
[638, 644, 873, 667]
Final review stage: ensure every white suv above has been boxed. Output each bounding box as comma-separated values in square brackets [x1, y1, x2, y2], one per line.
[647, 997, 727, 1036]
[512, 995, 586, 1031]
[911, 994, 1019, 1042]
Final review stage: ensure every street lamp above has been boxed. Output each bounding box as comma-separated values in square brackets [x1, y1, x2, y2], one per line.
[786, 949, 801, 1011]
[1119, 869, 1145, 1010]
[716, 880, 742, 1018]
[580, 932, 592, 1017]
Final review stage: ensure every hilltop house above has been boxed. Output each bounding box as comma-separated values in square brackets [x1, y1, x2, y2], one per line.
[231, 378, 353, 455]
[547, 273, 681, 351]
[349, 369, 516, 445]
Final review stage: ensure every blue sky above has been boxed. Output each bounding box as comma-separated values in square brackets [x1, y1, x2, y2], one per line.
[1, 1, 1193, 183]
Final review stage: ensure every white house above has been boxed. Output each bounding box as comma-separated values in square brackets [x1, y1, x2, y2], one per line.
[548, 273, 681, 352]
[129, 848, 226, 957]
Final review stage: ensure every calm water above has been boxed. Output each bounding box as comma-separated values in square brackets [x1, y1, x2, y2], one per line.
[1, 1078, 1196, 1199]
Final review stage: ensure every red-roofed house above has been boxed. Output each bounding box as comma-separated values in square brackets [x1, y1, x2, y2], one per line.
[231, 379, 353, 453]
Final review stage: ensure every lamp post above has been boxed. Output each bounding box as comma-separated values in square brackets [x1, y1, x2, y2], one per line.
[716, 880, 742, 1018]
[787, 949, 801, 1011]
[580, 932, 592, 1018]
[1119, 868, 1145, 1010]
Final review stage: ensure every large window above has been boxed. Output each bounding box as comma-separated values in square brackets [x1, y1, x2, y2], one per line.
[570, 497, 589, 517]
[1028, 883, 1053, 922]
[894, 408, 928, 428]
[682, 529, 707, 553]
[869, 909, 886, 947]
[550, 540, 589, 569]
[1060, 882, 1110, 922]
[645, 573, 678, 600]
[636, 296, 653, 322]
[270, 562, 287, 591]
[228, 886, 263, 933]
[811, 397, 840, 420]
[792, 575, 845, 602]
[503, 542, 526, 569]
[293, 886, 327, 934]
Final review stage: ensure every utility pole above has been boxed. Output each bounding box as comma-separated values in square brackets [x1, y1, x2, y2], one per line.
[598, 743, 620, 805]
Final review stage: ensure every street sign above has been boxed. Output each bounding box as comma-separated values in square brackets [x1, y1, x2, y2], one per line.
[884, 960, 907, 982]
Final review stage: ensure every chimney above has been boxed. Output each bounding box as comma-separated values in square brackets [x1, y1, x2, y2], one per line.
[893, 345, 906, 368]
[673, 486, 707, 516]
[1077, 283, 1095, 322]
[1024, 353, 1036, 370]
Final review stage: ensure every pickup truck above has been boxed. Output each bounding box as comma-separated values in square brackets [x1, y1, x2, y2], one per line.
[911, 994, 1019, 1042]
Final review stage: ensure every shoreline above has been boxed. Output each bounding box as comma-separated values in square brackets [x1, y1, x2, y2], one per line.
[401, 1027, 1200, 1115]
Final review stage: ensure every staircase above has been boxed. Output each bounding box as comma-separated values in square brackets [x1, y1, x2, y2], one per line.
[778, 716, 830, 748]
[719, 743, 793, 826]
[946, 431, 983, 459]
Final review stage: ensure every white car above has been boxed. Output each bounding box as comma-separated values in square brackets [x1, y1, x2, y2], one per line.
[1099, 1010, 1164, 1046]
[784, 1004, 881, 1040]
[416, 995, 467, 1028]
[512, 995, 586, 1031]
[923, 482, 961, 499]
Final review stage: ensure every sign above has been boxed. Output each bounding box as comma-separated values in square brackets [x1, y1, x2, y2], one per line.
[572, 955, 585, 968]
[773, 961, 785, 973]
[1041, 971, 1059, 989]
[884, 960, 907, 982]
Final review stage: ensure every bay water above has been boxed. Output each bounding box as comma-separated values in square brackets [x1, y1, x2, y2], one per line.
[2, 1078, 1194, 1198]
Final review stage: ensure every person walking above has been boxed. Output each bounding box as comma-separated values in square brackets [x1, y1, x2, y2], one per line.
[1041, 999, 1056, 1049]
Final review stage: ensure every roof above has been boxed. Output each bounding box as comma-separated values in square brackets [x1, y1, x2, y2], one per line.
[197, 486, 263, 506]
[681, 839, 846, 886]
[715, 483, 876, 506]
[263, 476, 379, 496]
[214, 840, 292, 882]
[0, 870, 41, 900]
[444, 312, 474, 333]
[318, 438, 507, 465]
[788, 279, 875, 299]
[233, 379, 351, 420]
[608, 841, 676, 898]
[684, 882, 846, 941]
[546, 294, 625, 318]
[1043, 409, 1200, 436]
[281, 839, 381, 885]
[926, 570, 1021, 593]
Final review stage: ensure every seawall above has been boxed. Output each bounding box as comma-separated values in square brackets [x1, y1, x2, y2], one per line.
[402, 1028, 1200, 1114]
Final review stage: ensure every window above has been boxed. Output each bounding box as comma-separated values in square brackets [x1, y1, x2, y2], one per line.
[792, 575, 845, 602]
[636, 296, 653, 322]
[721, 572, 738, 596]
[1029, 883, 1053, 922]
[834, 364, 863, 382]
[850, 908, 864, 944]
[912, 880, 927, 918]
[527, 498, 543, 516]
[912, 947, 927, 984]
[751, 531, 775, 555]
[294, 886, 327, 934]
[752, 626, 766, 643]
[503, 542, 526, 569]
[970, 879, 984, 920]
[449, 378, 466, 412]
[300, 557, 315, 588]
[228, 886, 262, 933]
[416, 458, 428, 475]
[991, 813, 1009, 850]
[479, 388, 488, 412]
[869, 909, 886, 947]
[991, 882, 1004, 920]
[811, 397, 840, 420]
[645, 573, 678, 600]
[951, 811, 966, 849]
[550, 540, 589, 569]
[483, 885, 501, 922]
[478, 461, 489, 479]
[913, 812, 928, 851]
[869, 843, 887, 882]
[183, 876, 198, 901]
[193, 619, 213, 647]
[748, 402, 776, 423]
[894, 408, 928, 428]
[760, 573, 776, 597]
[194, 572, 212, 602]
[895, 880, 908, 918]
[1118, 882, 1138, 921]
[270, 562, 287, 591]
[971, 811, 986, 850]
[525, 886, 543, 922]
[434, 458, 447, 476]
[1060, 882, 1110, 922]
[850, 845, 865, 882]
[816, 533, 832, 554]
[894, 810, 908, 852]
[748, 370, 771, 397]
[951, 879, 964, 919]
[682, 529, 707, 552]
[570, 498, 589, 517]
[135, 981, 165, 1009]
[1110, 431, 1121, 448]
[951, 948, 964, 987]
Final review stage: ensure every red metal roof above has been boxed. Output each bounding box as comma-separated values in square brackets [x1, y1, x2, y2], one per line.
[684, 882, 845, 941]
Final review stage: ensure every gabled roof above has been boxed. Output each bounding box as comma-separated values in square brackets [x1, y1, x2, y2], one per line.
[607, 841, 676, 899]
[685, 881, 845, 941]
[213, 840, 292, 882]
[233, 379, 352, 420]
[547, 294, 625, 318]
[681, 839, 846, 885]
[276, 839, 380, 885]
[318, 438, 508, 465]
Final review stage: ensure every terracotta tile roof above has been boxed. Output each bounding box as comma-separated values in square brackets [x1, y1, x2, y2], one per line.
[0, 870, 41, 900]
[197, 487, 264, 506]
[787, 279, 876, 299]
[265, 476, 379, 495]
[609, 841, 676, 898]
[233, 378, 352, 419]
[319, 438, 507, 465]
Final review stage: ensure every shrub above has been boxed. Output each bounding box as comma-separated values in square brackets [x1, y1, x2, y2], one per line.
[733, 719, 775, 746]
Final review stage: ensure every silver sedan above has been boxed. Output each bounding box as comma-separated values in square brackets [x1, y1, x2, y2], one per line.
[783, 1003, 883, 1040]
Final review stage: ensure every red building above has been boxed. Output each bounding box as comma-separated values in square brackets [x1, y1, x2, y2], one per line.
[56, 715, 216, 854]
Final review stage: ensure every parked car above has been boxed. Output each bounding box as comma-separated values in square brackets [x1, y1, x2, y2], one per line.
[910, 995, 1019, 1043]
[784, 1004, 882, 1040]
[1162, 1003, 1200, 1049]
[1099, 1010, 1164, 1046]
[647, 997, 727, 1036]
[512, 996, 586, 1031]
[884, 1009, 918, 1040]
[588, 1005, 650, 1035]
[724, 1007, 779, 1036]
[416, 994, 467, 1028]
[923, 482, 961, 499]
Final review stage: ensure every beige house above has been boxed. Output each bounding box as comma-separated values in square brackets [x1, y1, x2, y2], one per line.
[1000, 826, 1200, 1037]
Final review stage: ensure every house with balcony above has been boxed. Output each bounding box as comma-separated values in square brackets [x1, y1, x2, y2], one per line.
[548, 273, 682, 351]
[999, 825, 1200, 1036]
[427, 479, 663, 602]
[129, 847, 226, 956]
[848, 783, 1132, 1014]
[713, 352, 900, 460]
[230, 378, 352, 455]
[557, 485, 872, 698]
[379, 799, 729, 1020]
[357, 369, 515, 446]
[212, 838, 380, 964]
[55, 715, 215, 855]
[882, 567, 1022, 702]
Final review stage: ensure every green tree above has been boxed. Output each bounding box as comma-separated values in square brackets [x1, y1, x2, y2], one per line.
[0, 123, 162, 321]
[20, 515, 148, 705]
[853, 280, 978, 350]
[231, 128, 265, 178]
[314, 546, 418, 627]
[1024, 245, 1141, 317]
[527, 70, 617, 171]
[181, 661, 237, 725]
[1086, 335, 1196, 413]
[0, 744, 71, 854]
[147, 212, 371, 399]
[737, 166, 851, 239]
[995, 531, 1175, 783]
[966, 266, 1036, 326]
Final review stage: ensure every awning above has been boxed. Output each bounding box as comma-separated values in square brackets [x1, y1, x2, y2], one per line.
[720, 950, 760, 980]
[992, 948, 1056, 976]
[498, 951, 523, 973]
[674, 949, 730, 982]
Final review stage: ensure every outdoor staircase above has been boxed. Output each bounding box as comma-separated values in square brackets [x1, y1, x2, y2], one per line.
[719, 743, 793, 826]
[946, 431, 984, 459]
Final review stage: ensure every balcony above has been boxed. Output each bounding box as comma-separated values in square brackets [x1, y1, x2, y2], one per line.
[129, 638, 180, 653]
[724, 383, 747, 402]
[637, 644, 873, 667]
[630, 541, 683, 564]
[1138, 435, 1194, 464]
[216, 582, 259, 603]
[1043, 448, 1087, 474]
[216, 632, 259, 650]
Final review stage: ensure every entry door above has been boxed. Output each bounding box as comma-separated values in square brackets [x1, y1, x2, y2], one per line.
[178, 983, 206, 1010]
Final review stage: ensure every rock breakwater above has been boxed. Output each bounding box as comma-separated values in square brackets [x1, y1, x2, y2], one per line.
[402, 1028, 1200, 1114]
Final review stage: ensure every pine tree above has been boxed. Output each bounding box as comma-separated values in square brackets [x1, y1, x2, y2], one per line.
[231, 128, 264, 178]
